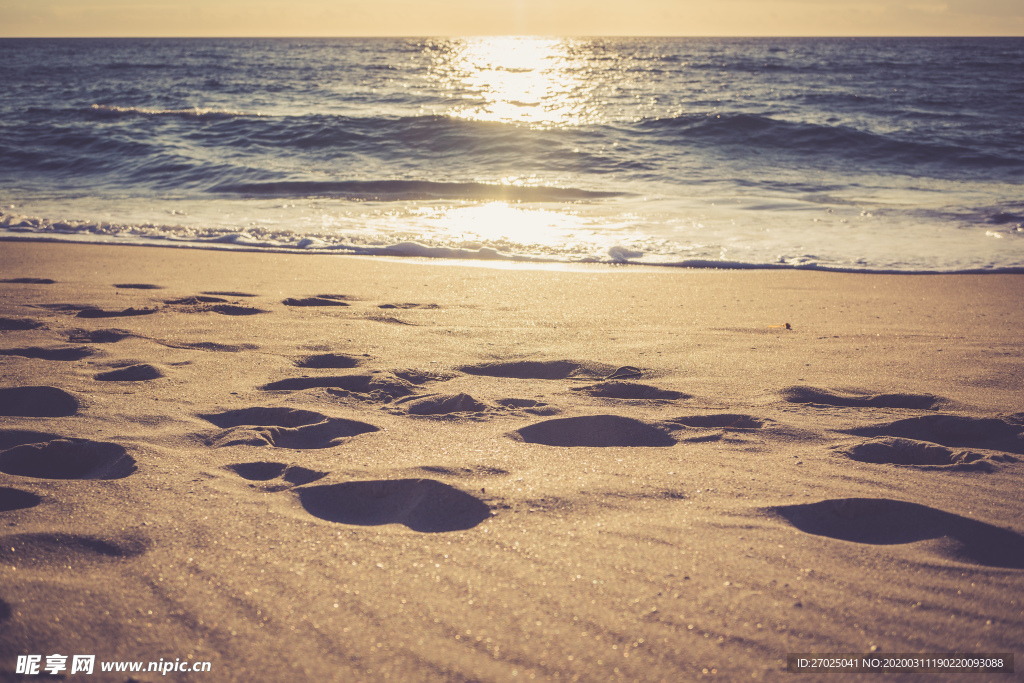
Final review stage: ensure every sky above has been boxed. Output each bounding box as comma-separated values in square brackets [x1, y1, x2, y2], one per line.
[1, 0, 1022, 37]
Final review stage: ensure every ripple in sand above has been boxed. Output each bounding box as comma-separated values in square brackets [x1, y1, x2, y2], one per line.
[837, 437, 1015, 471]
[767, 498, 1024, 569]
[0, 487, 42, 512]
[0, 439, 137, 479]
[781, 386, 945, 410]
[0, 346, 95, 361]
[0, 386, 79, 417]
[0, 532, 149, 568]
[511, 415, 677, 447]
[297, 479, 491, 532]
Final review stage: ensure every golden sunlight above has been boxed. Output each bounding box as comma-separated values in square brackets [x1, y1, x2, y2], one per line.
[427, 37, 596, 127]
[417, 202, 589, 247]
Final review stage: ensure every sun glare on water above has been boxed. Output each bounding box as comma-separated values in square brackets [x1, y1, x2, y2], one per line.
[427, 37, 597, 127]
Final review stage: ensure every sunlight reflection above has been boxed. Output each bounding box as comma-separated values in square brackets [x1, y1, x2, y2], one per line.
[426, 37, 597, 127]
[417, 202, 588, 246]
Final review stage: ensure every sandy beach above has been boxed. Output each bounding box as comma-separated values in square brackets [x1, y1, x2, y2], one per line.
[1, 241, 1022, 681]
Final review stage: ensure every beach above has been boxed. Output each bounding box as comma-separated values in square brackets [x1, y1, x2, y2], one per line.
[0, 241, 1022, 680]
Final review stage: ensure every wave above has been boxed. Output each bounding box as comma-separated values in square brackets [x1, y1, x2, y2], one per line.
[88, 104, 257, 120]
[209, 179, 623, 202]
[634, 113, 1024, 171]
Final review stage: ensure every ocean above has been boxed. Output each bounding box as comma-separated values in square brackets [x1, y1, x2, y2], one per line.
[1, 36, 1022, 272]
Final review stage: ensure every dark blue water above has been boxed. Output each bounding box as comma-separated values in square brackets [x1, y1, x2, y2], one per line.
[1, 37, 1022, 271]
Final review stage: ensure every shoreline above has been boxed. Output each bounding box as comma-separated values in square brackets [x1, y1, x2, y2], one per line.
[2, 241, 1022, 681]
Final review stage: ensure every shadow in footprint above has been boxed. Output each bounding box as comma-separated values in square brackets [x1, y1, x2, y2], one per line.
[0, 599, 10, 622]
[0, 487, 42, 512]
[298, 479, 491, 532]
[0, 387, 79, 417]
[459, 360, 614, 380]
[225, 461, 328, 488]
[201, 407, 330, 429]
[0, 317, 46, 331]
[571, 382, 688, 400]
[0, 439, 136, 479]
[512, 415, 677, 447]
[837, 437, 1013, 471]
[379, 303, 439, 310]
[781, 386, 944, 410]
[203, 291, 257, 298]
[283, 295, 351, 307]
[1, 277, 55, 284]
[295, 354, 362, 369]
[76, 307, 158, 318]
[0, 430, 63, 449]
[768, 498, 1024, 569]
[66, 328, 133, 344]
[846, 415, 1024, 454]
[0, 346, 95, 361]
[165, 296, 229, 305]
[0, 532, 149, 568]
[114, 283, 162, 290]
[95, 364, 164, 381]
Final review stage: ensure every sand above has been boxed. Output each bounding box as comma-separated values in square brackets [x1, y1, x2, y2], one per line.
[1, 241, 1022, 682]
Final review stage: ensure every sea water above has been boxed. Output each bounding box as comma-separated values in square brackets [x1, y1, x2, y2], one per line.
[1, 37, 1022, 272]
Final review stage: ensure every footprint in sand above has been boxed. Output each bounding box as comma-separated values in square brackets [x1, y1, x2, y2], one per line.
[282, 295, 352, 307]
[0, 317, 46, 331]
[164, 297, 268, 316]
[766, 498, 1024, 569]
[200, 407, 378, 449]
[780, 386, 945, 410]
[202, 290, 257, 298]
[113, 283, 163, 290]
[155, 339, 259, 353]
[94, 364, 164, 382]
[0, 532, 149, 569]
[76, 306, 159, 318]
[835, 437, 1016, 471]
[845, 414, 1024, 454]
[378, 303, 440, 310]
[0, 487, 42, 512]
[294, 353, 364, 369]
[296, 479, 491, 532]
[0, 387, 79, 417]
[511, 415, 677, 447]
[224, 461, 328, 491]
[65, 328, 133, 344]
[263, 370, 450, 403]
[397, 393, 490, 416]
[570, 381, 689, 401]
[458, 359, 621, 380]
[0, 277, 56, 284]
[0, 439, 137, 479]
[0, 346, 96, 361]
